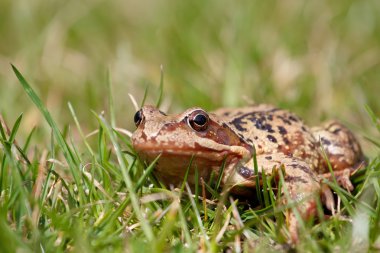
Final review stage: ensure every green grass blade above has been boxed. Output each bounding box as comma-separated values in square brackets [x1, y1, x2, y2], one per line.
[93, 111, 154, 241]
[106, 70, 116, 127]
[140, 84, 149, 108]
[134, 154, 160, 192]
[22, 127, 35, 152]
[8, 113, 23, 144]
[180, 155, 194, 193]
[215, 158, 227, 191]
[11, 65, 83, 198]
[252, 149, 263, 206]
[68, 102, 95, 156]
[365, 105, 380, 133]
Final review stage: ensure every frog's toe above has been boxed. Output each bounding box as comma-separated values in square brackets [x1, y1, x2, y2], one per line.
[321, 184, 335, 213]
[321, 168, 354, 192]
[337, 169, 354, 191]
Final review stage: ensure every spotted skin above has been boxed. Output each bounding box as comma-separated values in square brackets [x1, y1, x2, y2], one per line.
[132, 104, 364, 243]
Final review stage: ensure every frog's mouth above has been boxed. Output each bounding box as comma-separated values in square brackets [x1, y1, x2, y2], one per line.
[132, 142, 251, 185]
[133, 142, 247, 165]
[133, 145, 240, 187]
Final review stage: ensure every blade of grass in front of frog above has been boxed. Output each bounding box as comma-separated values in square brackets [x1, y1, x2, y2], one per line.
[320, 143, 339, 187]
[68, 102, 94, 156]
[215, 157, 227, 191]
[140, 83, 149, 108]
[180, 154, 194, 193]
[94, 112, 154, 241]
[365, 105, 380, 133]
[261, 170, 270, 207]
[155, 65, 164, 108]
[12, 65, 83, 197]
[194, 167, 199, 202]
[185, 183, 211, 249]
[266, 169, 277, 206]
[134, 154, 161, 192]
[203, 180, 219, 198]
[208, 170, 215, 188]
[268, 170, 287, 240]
[201, 177, 208, 222]
[252, 149, 263, 206]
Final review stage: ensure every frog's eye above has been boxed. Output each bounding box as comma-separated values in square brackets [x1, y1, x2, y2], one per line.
[188, 111, 209, 131]
[134, 109, 144, 127]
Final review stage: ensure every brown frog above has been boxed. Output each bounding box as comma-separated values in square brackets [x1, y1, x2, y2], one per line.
[131, 104, 364, 243]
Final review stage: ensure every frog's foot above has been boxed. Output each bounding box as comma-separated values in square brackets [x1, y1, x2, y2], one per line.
[286, 198, 317, 243]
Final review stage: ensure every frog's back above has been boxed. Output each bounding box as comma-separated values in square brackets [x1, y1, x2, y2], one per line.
[213, 104, 320, 170]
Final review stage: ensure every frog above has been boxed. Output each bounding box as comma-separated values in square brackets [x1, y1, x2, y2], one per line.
[131, 104, 364, 243]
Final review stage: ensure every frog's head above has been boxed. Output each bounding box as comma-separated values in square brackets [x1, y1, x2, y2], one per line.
[131, 105, 252, 186]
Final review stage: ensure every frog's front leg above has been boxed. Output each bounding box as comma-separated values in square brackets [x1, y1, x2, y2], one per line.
[229, 154, 321, 243]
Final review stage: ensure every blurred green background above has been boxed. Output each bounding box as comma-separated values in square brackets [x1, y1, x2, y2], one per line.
[0, 0, 379, 154]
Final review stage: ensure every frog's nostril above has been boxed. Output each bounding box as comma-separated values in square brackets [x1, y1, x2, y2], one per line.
[134, 110, 144, 127]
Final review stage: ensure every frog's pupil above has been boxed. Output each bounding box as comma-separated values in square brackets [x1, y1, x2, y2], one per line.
[194, 114, 207, 126]
[134, 110, 143, 127]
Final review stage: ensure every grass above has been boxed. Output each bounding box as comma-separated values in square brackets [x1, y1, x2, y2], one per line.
[1, 0, 380, 252]
[0, 65, 378, 252]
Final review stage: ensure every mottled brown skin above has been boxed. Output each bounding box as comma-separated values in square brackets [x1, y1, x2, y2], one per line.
[131, 104, 364, 243]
